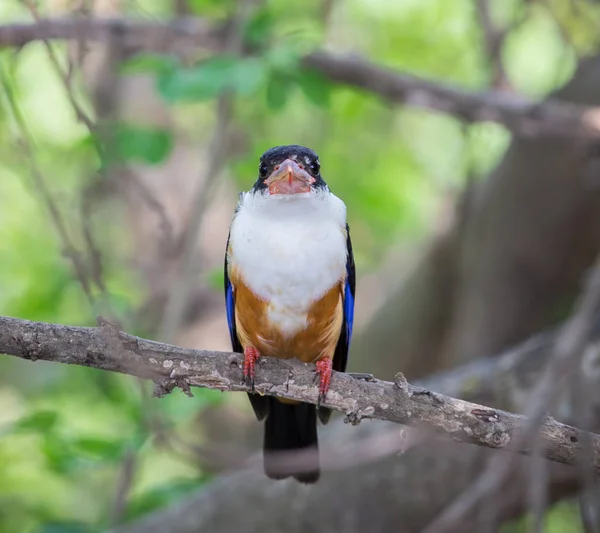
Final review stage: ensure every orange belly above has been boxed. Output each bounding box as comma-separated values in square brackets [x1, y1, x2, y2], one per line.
[230, 268, 343, 364]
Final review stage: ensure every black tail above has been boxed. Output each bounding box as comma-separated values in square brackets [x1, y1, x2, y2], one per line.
[263, 397, 319, 483]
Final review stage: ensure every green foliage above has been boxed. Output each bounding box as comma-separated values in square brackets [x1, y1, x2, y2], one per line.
[244, 8, 275, 48]
[265, 75, 293, 110]
[504, 4, 577, 97]
[116, 125, 174, 165]
[11, 411, 59, 433]
[185, 0, 235, 17]
[127, 49, 311, 107]
[158, 56, 248, 102]
[70, 438, 127, 462]
[296, 70, 331, 108]
[120, 53, 179, 76]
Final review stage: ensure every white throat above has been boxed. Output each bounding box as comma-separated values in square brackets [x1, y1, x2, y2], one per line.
[228, 190, 348, 336]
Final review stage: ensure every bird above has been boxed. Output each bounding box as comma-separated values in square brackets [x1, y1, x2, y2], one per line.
[224, 144, 355, 483]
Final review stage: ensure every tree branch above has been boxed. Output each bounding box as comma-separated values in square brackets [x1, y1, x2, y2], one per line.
[1, 314, 599, 475]
[302, 51, 600, 140]
[0, 17, 226, 54]
[2, 17, 600, 140]
[474, 0, 515, 91]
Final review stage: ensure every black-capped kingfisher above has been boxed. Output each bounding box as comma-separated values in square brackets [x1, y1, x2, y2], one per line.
[224, 145, 355, 483]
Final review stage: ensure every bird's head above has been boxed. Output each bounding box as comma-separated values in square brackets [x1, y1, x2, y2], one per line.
[252, 145, 327, 197]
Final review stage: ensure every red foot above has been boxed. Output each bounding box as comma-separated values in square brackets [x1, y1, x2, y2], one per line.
[315, 358, 333, 407]
[243, 346, 260, 392]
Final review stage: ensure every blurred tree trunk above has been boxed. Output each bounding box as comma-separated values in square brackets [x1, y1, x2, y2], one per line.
[352, 54, 600, 380]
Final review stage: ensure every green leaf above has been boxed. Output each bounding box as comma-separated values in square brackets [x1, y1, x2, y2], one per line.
[266, 76, 294, 110]
[231, 57, 269, 96]
[71, 438, 125, 462]
[157, 56, 239, 102]
[120, 53, 178, 75]
[186, 0, 234, 16]
[157, 56, 266, 102]
[41, 434, 79, 475]
[14, 411, 59, 433]
[244, 9, 274, 47]
[297, 70, 331, 107]
[9, 265, 71, 322]
[116, 125, 173, 165]
[263, 47, 301, 76]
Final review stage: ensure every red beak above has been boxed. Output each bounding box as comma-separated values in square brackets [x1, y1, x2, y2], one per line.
[265, 159, 315, 195]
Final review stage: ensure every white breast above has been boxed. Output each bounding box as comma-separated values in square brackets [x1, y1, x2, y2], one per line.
[228, 190, 348, 337]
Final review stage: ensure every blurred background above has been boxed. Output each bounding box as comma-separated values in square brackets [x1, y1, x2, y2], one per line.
[1, 0, 600, 532]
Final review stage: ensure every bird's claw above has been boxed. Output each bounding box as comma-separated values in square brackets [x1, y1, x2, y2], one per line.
[243, 346, 260, 393]
[315, 358, 333, 410]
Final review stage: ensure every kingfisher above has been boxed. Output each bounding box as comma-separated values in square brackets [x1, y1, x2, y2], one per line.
[224, 145, 355, 483]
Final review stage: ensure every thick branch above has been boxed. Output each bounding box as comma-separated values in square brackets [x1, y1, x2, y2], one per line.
[0, 315, 599, 475]
[0, 17, 226, 54]
[1, 18, 600, 139]
[303, 52, 600, 139]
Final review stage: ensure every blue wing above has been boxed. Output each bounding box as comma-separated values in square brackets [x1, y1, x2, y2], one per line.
[225, 277, 237, 349]
[224, 230, 242, 353]
[318, 223, 355, 425]
[344, 269, 355, 348]
[332, 223, 355, 374]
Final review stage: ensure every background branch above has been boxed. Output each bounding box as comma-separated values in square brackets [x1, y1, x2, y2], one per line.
[2, 18, 600, 140]
[474, 0, 514, 91]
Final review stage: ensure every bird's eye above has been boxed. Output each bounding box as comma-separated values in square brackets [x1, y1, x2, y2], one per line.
[259, 162, 268, 178]
[310, 160, 320, 174]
